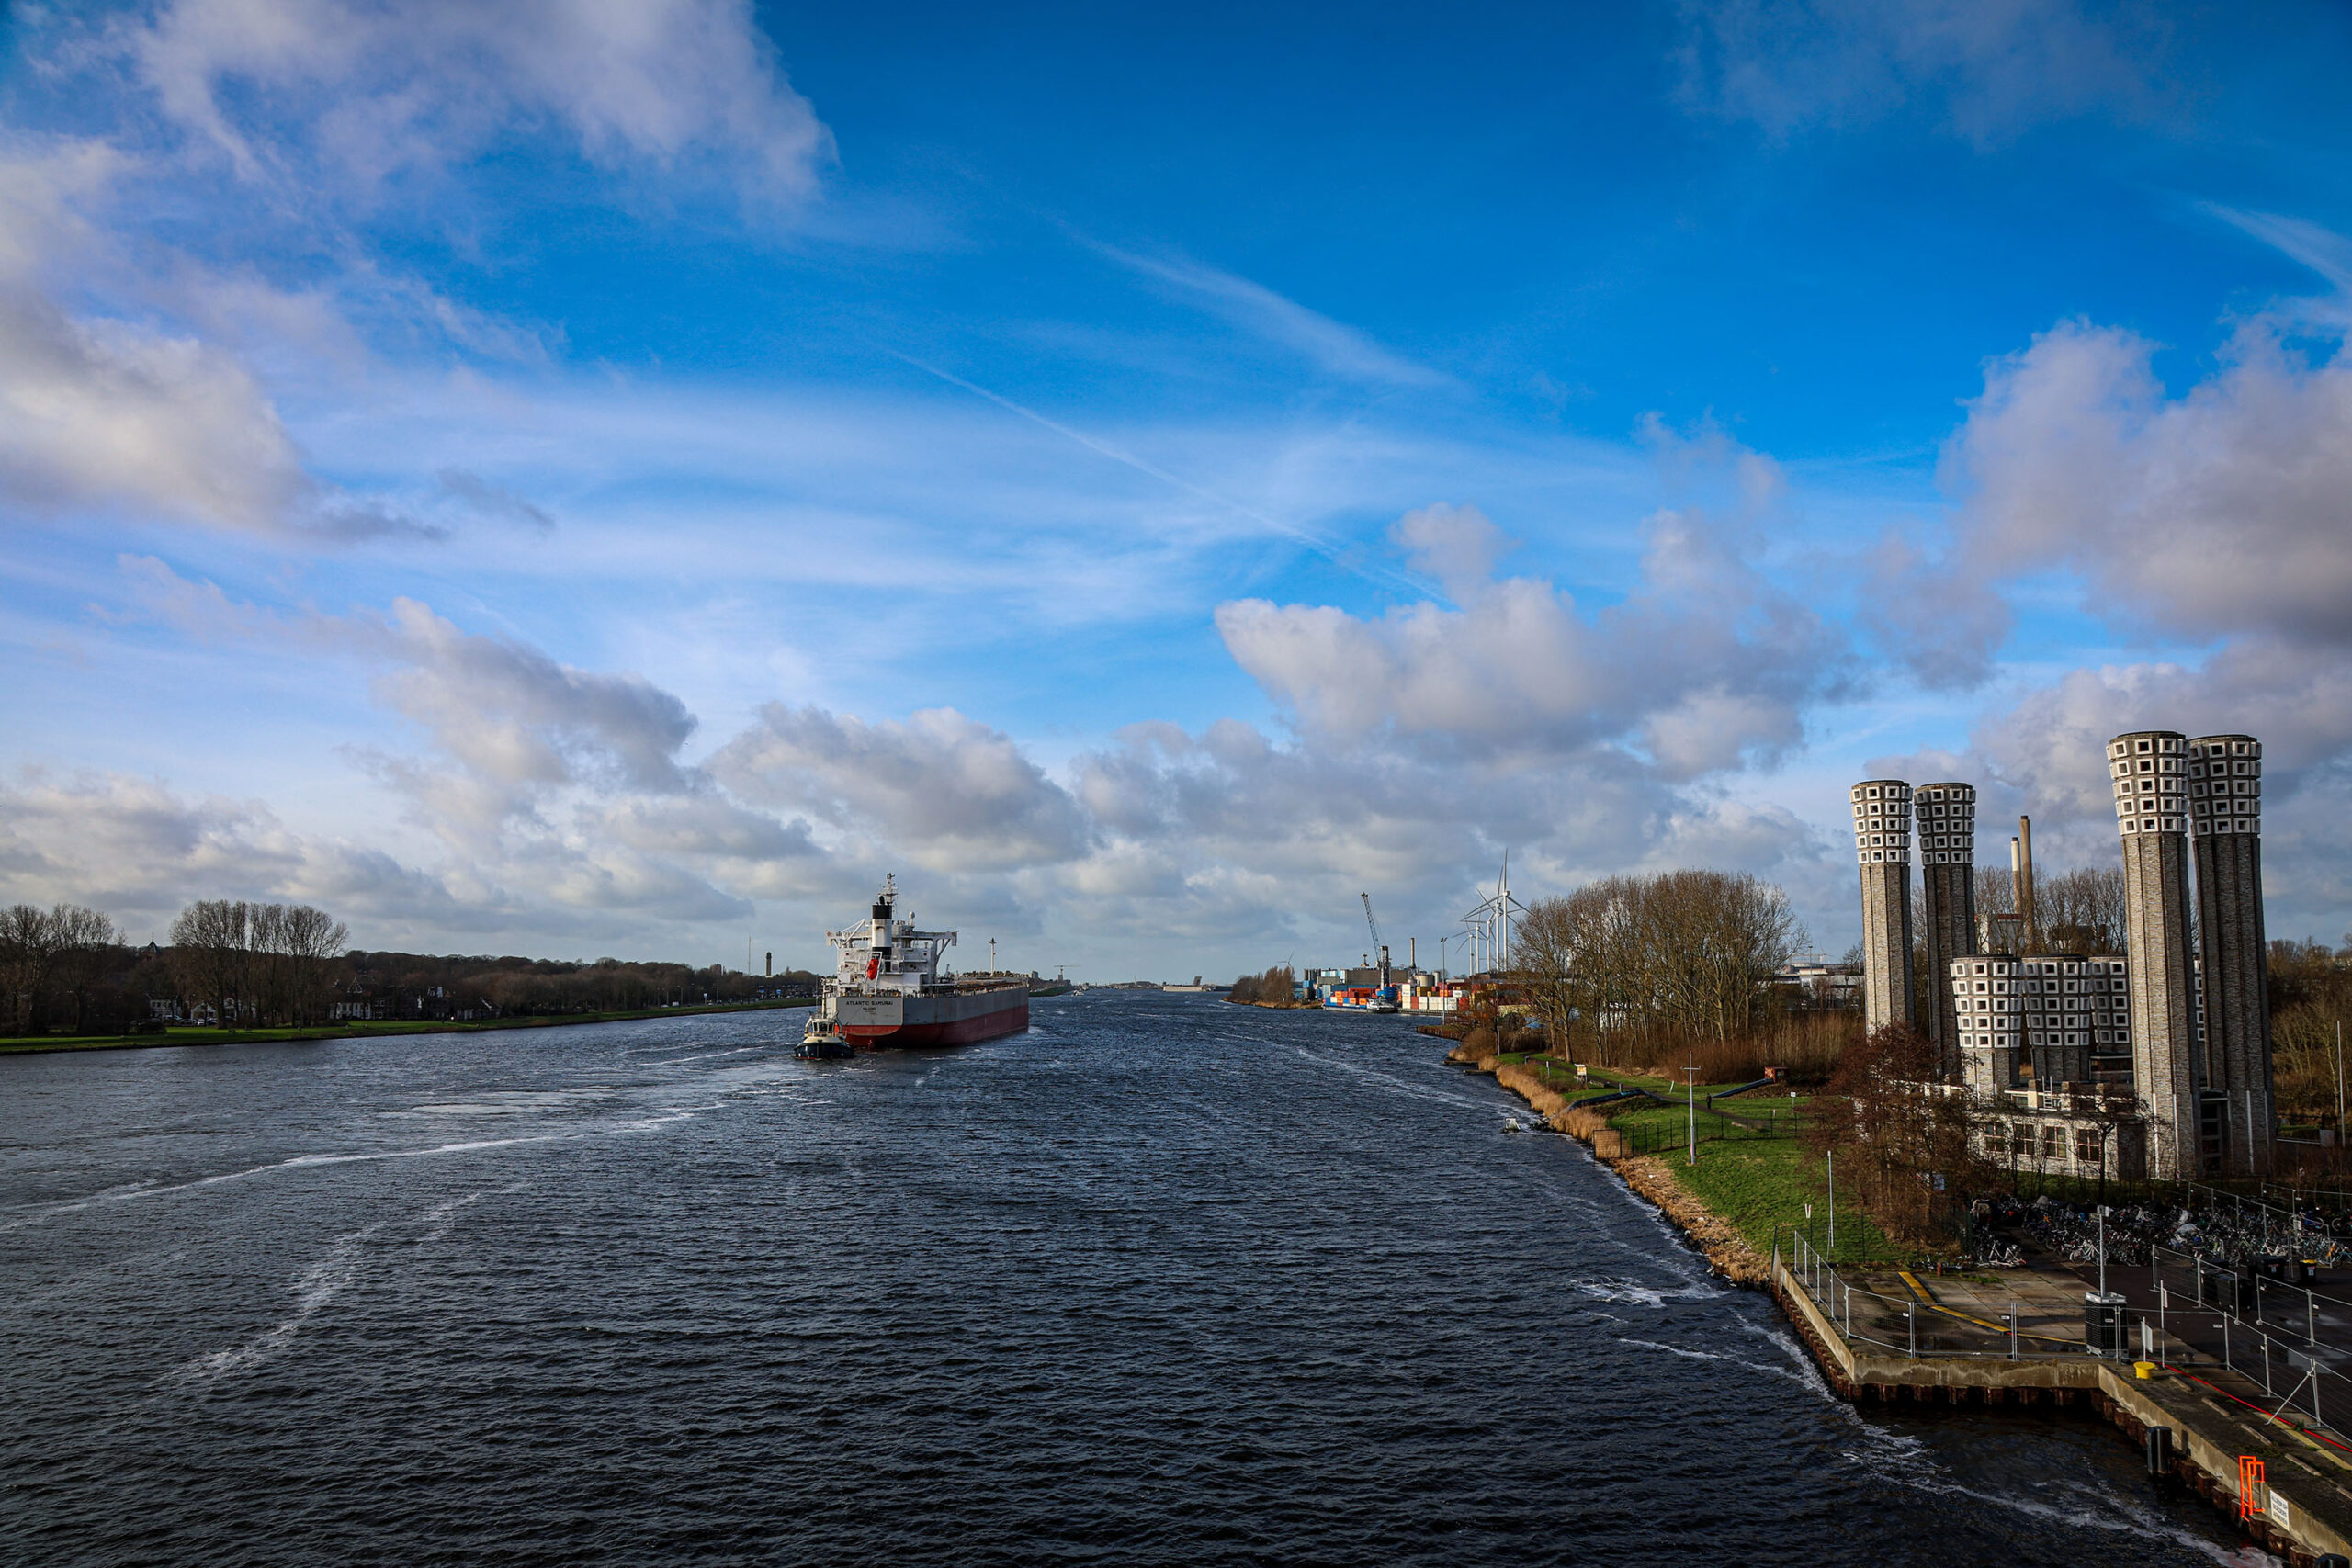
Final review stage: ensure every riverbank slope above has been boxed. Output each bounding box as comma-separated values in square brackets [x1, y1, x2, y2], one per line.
[0, 998, 814, 1056]
[1453, 1040, 1774, 1286]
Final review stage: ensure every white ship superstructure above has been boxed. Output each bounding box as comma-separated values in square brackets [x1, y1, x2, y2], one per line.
[803, 875, 1028, 1052]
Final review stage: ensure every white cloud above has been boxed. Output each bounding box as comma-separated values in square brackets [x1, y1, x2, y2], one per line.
[1856, 529, 2011, 690]
[1946, 316, 2352, 651]
[360, 597, 697, 808]
[0, 770, 472, 928]
[0, 142, 310, 531]
[1391, 502, 1516, 599]
[0, 1, 834, 544]
[2207, 206, 2352, 307]
[1214, 495, 1838, 775]
[712, 705, 1093, 872]
[1673, 0, 2172, 141]
[123, 0, 831, 206]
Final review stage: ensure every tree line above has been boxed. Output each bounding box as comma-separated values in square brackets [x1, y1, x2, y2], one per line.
[1511, 869, 1808, 1063]
[1227, 965, 1302, 1006]
[168, 899, 353, 1027]
[0, 904, 121, 1034]
[1, 895, 822, 1038]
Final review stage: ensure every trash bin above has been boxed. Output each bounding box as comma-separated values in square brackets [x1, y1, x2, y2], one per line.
[2086, 1292, 2128, 1357]
[2200, 1261, 2256, 1315]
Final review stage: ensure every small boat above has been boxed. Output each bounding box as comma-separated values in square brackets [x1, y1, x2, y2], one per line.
[796, 1011, 854, 1060]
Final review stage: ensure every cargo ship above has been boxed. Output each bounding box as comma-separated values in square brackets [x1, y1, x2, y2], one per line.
[798, 875, 1028, 1053]
[1322, 985, 1400, 1014]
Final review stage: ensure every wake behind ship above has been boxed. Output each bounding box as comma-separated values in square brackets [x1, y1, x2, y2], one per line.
[799, 875, 1029, 1055]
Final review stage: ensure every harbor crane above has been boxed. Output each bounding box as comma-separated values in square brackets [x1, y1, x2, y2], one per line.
[1361, 892, 1391, 985]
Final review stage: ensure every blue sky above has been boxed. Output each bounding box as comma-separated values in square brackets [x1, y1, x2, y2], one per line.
[3, 0, 2349, 976]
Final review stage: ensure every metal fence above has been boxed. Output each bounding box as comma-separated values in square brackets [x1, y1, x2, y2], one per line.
[2139, 1244, 2352, 1435]
[1786, 1229, 2097, 1361]
[1783, 1229, 2352, 1446]
[1613, 1113, 1796, 1158]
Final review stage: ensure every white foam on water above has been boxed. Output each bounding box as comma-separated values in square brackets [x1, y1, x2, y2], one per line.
[651, 1045, 768, 1068]
[1881, 1470, 2269, 1563]
[613, 1111, 697, 1132]
[413, 1179, 528, 1243]
[1731, 1314, 1836, 1396]
[1574, 1278, 1719, 1307]
[0, 1179, 165, 1232]
[1613, 1333, 1819, 1390]
[393, 1086, 623, 1117]
[182, 1223, 383, 1379]
[1290, 1048, 1488, 1111]
[180, 1181, 536, 1380]
[3, 1136, 569, 1232]
[277, 1136, 563, 1169]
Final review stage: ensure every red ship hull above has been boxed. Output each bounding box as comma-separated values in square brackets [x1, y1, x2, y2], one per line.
[834, 985, 1030, 1049]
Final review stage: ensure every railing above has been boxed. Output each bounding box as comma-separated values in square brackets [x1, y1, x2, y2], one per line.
[1613, 1115, 1796, 1157]
[1781, 1230, 2352, 1446]
[2139, 1244, 2352, 1437]
[1784, 1229, 2094, 1361]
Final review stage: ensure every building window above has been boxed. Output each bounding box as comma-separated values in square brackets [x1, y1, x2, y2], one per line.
[2075, 1127, 2103, 1165]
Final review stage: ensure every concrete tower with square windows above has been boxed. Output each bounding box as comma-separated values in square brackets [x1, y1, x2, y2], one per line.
[1915, 782, 1977, 1082]
[2109, 730, 2200, 1180]
[1849, 780, 1915, 1034]
[2189, 733, 2272, 1176]
[1951, 954, 2022, 1090]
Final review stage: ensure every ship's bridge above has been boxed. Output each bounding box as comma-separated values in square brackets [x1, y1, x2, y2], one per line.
[826, 874, 957, 995]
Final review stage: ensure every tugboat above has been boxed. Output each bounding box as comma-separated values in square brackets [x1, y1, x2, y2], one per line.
[806, 875, 1030, 1051]
[796, 1010, 853, 1059]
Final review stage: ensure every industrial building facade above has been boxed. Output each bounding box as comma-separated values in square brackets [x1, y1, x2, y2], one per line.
[1849, 724, 2274, 1183]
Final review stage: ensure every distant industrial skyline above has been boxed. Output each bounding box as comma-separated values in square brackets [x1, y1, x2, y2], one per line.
[1, 2, 2348, 974]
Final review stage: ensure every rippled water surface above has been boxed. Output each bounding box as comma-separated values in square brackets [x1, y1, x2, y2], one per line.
[2, 994, 2260, 1564]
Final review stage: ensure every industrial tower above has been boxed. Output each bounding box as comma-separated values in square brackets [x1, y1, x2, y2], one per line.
[2189, 734, 2272, 1176]
[1915, 781, 1977, 1082]
[2109, 730, 2201, 1180]
[1849, 780, 1915, 1033]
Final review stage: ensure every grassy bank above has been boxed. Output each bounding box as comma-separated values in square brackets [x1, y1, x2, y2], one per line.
[0, 998, 814, 1055]
[1469, 1051, 1894, 1269]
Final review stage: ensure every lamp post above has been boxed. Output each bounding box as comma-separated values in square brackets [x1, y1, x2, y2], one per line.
[1687, 1050, 1698, 1167]
[1827, 1148, 1837, 1257]
[2335, 1020, 2345, 1137]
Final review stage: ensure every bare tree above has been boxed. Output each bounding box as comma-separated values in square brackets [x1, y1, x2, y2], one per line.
[171, 900, 252, 1026]
[0, 905, 60, 1034]
[1974, 865, 2015, 953]
[278, 906, 349, 1024]
[49, 906, 119, 1034]
[167, 900, 351, 1026]
[1807, 1022, 1988, 1243]
[2038, 866, 2126, 955]
[1521, 869, 1806, 1061]
[1511, 897, 1577, 1053]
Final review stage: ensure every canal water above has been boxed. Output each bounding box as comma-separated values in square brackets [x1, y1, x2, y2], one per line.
[1, 992, 2263, 1565]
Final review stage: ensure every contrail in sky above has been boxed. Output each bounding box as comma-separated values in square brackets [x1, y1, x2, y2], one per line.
[884, 348, 1430, 596]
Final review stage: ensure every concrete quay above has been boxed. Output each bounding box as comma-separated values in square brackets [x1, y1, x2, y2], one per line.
[1772, 1250, 2352, 1564]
